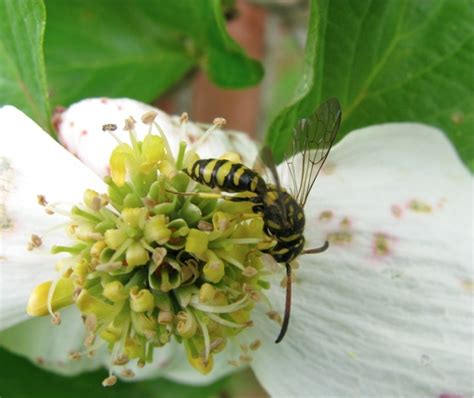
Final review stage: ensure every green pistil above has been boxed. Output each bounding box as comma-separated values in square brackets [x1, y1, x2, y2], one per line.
[28, 120, 272, 382]
[175, 141, 187, 170]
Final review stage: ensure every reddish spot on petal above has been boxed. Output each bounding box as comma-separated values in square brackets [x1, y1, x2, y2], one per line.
[100, 97, 108, 104]
[391, 204, 403, 218]
[339, 216, 351, 229]
[437, 197, 447, 209]
[69, 121, 75, 128]
[36, 357, 45, 365]
[80, 130, 88, 137]
[319, 210, 333, 221]
[439, 394, 465, 398]
[407, 199, 432, 213]
[105, 166, 111, 176]
[117, 105, 123, 111]
[51, 106, 65, 133]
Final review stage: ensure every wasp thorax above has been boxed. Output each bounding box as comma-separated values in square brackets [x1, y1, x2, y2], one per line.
[26, 114, 273, 384]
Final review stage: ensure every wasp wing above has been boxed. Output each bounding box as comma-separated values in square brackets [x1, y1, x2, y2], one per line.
[258, 146, 288, 220]
[285, 97, 341, 208]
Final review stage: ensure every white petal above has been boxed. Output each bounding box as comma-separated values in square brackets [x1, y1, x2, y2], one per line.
[0, 307, 104, 375]
[0, 106, 105, 330]
[250, 124, 472, 397]
[57, 98, 258, 178]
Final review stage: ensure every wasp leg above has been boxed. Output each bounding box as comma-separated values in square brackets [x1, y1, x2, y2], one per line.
[275, 262, 292, 343]
[302, 240, 329, 255]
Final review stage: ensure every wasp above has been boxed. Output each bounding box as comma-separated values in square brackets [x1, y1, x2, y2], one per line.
[184, 98, 342, 343]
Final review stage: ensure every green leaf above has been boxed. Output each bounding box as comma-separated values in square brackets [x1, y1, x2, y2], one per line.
[0, 0, 51, 131]
[266, 0, 474, 169]
[44, 0, 263, 107]
[0, 346, 230, 398]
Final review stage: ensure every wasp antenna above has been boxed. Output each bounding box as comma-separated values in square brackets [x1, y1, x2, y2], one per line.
[275, 263, 292, 344]
[302, 240, 329, 255]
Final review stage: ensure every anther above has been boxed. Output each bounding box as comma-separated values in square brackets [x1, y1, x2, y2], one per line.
[239, 354, 253, 364]
[197, 220, 213, 231]
[249, 339, 262, 351]
[123, 116, 136, 131]
[37, 194, 48, 206]
[113, 354, 129, 366]
[27, 234, 43, 251]
[69, 351, 82, 361]
[102, 375, 117, 387]
[84, 334, 96, 347]
[120, 369, 135, 378]
[141, 111, 158, 125]
[227, 359, 240, 367]
[266, 310, 282, 325]
[102, 124, 117, 132]
[87, 350, 96, 358]
[179, 112, 189, 124]
[51, 312, 61, 325]
[213, 117, 226, 127]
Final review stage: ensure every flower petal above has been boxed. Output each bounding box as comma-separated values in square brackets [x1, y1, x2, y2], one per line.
[0, 307, 104, 375]
[250, 124, 472, 397]
[57, 98, 258, 178]
[0, 106, 105, 330]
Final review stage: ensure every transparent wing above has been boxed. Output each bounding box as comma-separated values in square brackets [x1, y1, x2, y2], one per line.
[285, 97, 341, 207]
[258, 146, 287, 220]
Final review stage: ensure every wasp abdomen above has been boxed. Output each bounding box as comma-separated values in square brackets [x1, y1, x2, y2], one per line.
[186, 159, 266, 194]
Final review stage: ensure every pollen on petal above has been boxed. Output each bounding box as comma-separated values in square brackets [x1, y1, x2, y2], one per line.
[407, 199, 432, 213]
[327, 231, 352, 245]
[319, 210, 333, 221]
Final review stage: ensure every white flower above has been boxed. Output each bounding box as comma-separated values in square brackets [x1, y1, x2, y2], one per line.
[0, 98, 471, 397]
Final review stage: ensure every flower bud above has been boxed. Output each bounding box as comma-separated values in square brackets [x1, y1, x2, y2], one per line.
[142, 135, 165, 164]
[185, 229, 209, 257]
[218, 151, 241, 163]
[199, 283, 216, 303]
[176, 311, 197, 338]
[130, 287, 155, 312]
[144, 215, 171, 244]
[131, 311, 157, 337]
[110, 144, 133, 186]
[90, 240, 106, 259]
[126, 242, 149, 267]
[83, 189, 108, 210]
[104, 229, 128, 250]
[26, 277, 74, 316]
[187, 352, 214, 375]
[76, 289, 114, 318]
[122, 207, 146, 228]
[203, 251, 225, 283]
[158, 310, 174, 325]
[124, 337, 141, 359]
[103, 280, 127, 302]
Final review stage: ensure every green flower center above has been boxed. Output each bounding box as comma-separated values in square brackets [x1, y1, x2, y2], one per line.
[27, 112, 273, 384]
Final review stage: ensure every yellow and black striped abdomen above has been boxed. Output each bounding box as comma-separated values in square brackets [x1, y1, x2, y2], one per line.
[185, 159, 267, 194]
